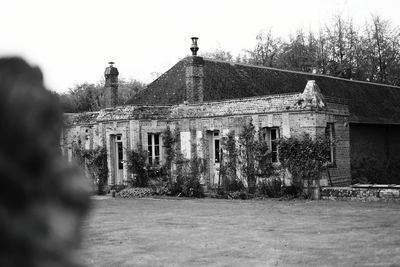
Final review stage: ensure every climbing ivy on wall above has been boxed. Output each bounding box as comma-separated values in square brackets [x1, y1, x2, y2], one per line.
[161, 127, 206, 197]
[237, 122, 276, 194]
[220, 130, 243, 191]
[238, 122, 258, 193]
[278, 133, 330, 196]
[180, 143, 205, 197]
[72, 144, 108, 195]
[162, 126, 178, 180]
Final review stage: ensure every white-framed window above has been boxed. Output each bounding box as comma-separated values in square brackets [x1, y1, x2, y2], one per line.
[148, 133, 161, 165]
[325, 123, 335, 164]
[261, 127, 280, 163]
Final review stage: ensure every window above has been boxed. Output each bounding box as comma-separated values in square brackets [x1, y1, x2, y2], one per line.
[261, 127, 280, 163]
[148, 133, 161, 165]
[117, 142, 123, 169]
[325, 123, 335, 164]
[214, 131, 220, 163]
[116, 134, 123, 170]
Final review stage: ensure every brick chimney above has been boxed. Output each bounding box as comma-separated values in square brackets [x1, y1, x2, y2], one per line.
[185, 37, 204, 103]
[104, 62, 119, 107]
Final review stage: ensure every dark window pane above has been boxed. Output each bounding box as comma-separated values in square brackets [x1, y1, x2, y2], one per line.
[272, 151, 278, 163]
[325, 123, 334, 163]
[117, 142, 123, 169]
[148, 134, 152, 145]
[215, 139, 220, 163]
[154, 134, 159, 145]
[271, 129, 277, 140]
[271, 142, 277, 152]
[154, 146, 160, 157]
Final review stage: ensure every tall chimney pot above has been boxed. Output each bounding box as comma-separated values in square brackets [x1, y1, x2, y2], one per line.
[190, 37, 199, 56]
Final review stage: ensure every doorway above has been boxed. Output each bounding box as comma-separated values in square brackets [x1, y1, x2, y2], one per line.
[111, 134, 124, 185]
[207, 130, 220, 186]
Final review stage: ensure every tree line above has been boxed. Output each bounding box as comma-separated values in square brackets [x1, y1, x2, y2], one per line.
[58, 79, 146, 113]
[202, 14, 400, 86]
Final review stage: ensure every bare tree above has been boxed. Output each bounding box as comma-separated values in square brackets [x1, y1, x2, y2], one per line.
[247, 29, 282, 67]
[276, 29, 319, 73]
[201, 47, 234, 62]
[363, 15, 400, 84]
[317, 29, 328, 74]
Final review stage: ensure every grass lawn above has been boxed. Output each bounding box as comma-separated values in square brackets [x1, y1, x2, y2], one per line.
[79, 197, 400, 266]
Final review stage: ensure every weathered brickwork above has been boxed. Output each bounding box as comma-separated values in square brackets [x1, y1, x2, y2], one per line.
[62, 89, 351, 188]
[185, 57, 204, 103]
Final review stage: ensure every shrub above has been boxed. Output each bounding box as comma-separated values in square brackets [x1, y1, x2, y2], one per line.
[256, 138, 276, 179]
[126, 148, 149, 187]
[172, 150, 205, 198]
[257, 178, 283, 198]
[225, 178, 245, 192]
[283, 185, 301, 197]
[148, 165, 168, 184]
[229, 191, 249, 200]
[110, 184, 126, 193]
[278, 133, 330, 198]
[165, 178, 183, 196]
[182, 176, 204, 197]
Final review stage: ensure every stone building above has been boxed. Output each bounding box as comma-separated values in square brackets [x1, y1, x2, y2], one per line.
[61, 38, 400, 188]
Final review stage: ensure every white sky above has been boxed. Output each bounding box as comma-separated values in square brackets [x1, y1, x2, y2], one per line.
[1, 0, 399, 93]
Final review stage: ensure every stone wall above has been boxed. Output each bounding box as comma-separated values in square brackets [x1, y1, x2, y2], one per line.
[322, 186, 400, 201]
[62, 92, 351, 187]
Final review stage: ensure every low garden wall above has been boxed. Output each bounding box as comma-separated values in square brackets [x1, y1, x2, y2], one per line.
[321, 185, 400, 201]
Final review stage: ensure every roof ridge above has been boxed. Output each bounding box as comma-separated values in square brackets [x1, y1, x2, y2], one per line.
[202, 57, 400, 90]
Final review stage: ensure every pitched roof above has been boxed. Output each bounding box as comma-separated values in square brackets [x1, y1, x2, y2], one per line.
[127, 60, 186, 105]
[127, 57, 400, 124]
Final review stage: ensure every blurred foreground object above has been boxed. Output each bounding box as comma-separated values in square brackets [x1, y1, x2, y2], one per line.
[0, 57, 90, 267]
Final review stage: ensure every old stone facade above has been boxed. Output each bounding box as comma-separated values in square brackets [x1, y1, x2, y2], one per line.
[62, 75, 351, 188]
[61, 39, 400, 188]
[62, 93, 351, 187]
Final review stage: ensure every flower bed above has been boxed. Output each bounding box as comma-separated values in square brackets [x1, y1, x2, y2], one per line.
[115, 187, 153, 198]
